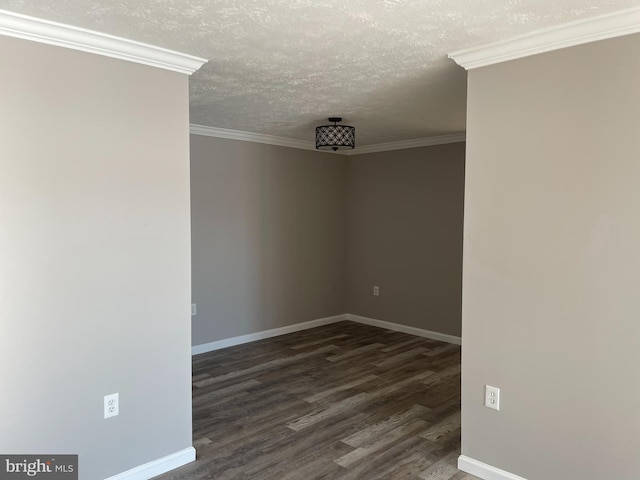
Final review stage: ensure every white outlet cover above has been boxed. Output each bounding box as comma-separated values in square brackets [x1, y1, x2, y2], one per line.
[104, 393, 119, 419]
[485, 385, 500, 411]
[191, 303, 197, 316]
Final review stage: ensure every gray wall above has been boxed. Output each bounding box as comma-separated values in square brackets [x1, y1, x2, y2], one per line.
[190, 135, 348, 345]
[461, 34, 640, 479]
[0, 36, 193, 479]
[347, 144, 465, 336]
[190, 137, 465, 346]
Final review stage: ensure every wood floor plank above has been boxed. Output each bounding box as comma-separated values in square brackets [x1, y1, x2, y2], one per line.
[335, 434, 434, 480]
[238, 414, 367, 479]
[372, 346, 428, 368]
[366, 370, 434, 398]
[289, 333, 350, 350]
[335, 418, 428, 468]
[152, 321, 474, 480]
[420, 411, 461, 442]
[327, 343, 386, 362]
[341, 403, 430, 448]
[193, 344, 338, 387]
[287, 392, 373, 431]
[304, 374, 379, 403]
[192, 437, 211, 448]
[192, 379, 262, 407]
[418, 451, 461, 480]
[381, 337, 426, 353]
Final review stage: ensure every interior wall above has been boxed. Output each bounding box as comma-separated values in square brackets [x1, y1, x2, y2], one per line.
[461, 33, 640, 479]
[0, 36, 193, 479]
[347, 143, 465, 336]
[190, 135, 348, 346]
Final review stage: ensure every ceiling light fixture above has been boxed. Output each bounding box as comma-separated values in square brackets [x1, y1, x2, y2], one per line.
[315, 117, 355, 152]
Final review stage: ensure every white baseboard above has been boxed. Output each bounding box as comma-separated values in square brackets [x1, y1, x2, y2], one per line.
[346, 314, 461, 345]
[191, 314, 347, 355]
[458, 455, 528, 480]
[104, 447, 195, 480]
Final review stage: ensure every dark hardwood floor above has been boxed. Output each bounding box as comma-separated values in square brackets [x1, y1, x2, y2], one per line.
[154, 321, 476, 480]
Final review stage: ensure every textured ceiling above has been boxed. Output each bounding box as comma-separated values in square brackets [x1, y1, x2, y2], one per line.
[1, 0, 638, 146]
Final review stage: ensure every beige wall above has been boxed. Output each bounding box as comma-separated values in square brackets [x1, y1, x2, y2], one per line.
[190, 136, 348, 345]
[190, 138, 465, 345]
[0, 37, 193, 478]
[347, 144, 465, 336]
[461, 33, 640, 479]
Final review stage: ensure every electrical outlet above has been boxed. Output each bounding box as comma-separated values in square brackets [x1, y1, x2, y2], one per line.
[373, 285, 379, 296]
[485, 385, 500, 411]
[191, 303, 197, 316]
[104, 393, 119, 419]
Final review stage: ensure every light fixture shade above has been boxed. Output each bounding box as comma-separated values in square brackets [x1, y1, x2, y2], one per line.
[315, 118, 355, 151]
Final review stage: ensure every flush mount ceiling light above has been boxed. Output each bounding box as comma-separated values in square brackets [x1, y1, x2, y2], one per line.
[315, 117, 355, 152]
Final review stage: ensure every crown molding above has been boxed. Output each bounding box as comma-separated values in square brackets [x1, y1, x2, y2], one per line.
[190, 124, 317, 151]
[190, 124, 465, 154]
[345, 133, 466, 155]
[449, 7, 640, 70]
[0, 9, 206, 74]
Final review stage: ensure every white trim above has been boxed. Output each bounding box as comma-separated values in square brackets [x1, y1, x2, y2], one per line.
[190, 124, 317, 151]
[104, 447, 195, 480]
[346, 314, 461, 345]
[458, 456, 528, 480]
[345, 133, 466, 155]
[190, 124, 465, 154]
[192, 314, 347, 355]
[192, 313, 461, 355]
[0, 9, 206, 74]
[448, 6, 640, 70]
